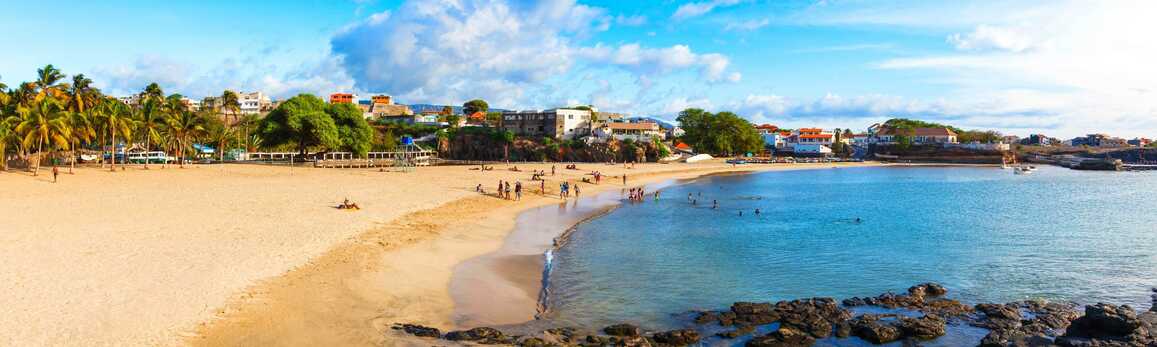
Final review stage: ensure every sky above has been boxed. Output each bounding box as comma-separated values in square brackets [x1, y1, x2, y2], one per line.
[2, 0, 1156, 138]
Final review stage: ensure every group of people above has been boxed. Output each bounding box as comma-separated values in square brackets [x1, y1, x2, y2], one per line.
[336, 198, 361, 210]
[495, 180, 522, 200]
[627, 187, 649, 202]
[564, 164, 579, 170]
[531, 170, 548, 181]
[559, 181, 578, 198]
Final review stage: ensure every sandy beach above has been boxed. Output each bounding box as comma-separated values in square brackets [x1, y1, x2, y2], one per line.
[0, 160, 880, 346]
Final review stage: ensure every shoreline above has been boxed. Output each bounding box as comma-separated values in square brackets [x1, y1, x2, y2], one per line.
[187, 161, 887, 346]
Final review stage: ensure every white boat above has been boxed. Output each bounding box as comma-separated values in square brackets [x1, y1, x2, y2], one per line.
[1014, 166, 1035, 175]
[126, 151, 174, 164]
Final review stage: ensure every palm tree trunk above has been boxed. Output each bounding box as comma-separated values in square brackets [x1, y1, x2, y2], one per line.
[69, 141, 76, 174]
[33, 138, 43, 176]
[110, 129, 117, 172]
[143, 135, 150, 169]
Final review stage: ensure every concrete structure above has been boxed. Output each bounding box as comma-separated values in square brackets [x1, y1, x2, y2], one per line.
[594, 122, 664, 142]
[500, 109, 593, 140]
[330, 93, 355, 104]
[1070, 134, 1128, 148]
[371, 95, 393, 105]
[370, 103, 415, 122]
[238, 92, 271, 115]
[180, 98, 201, 111]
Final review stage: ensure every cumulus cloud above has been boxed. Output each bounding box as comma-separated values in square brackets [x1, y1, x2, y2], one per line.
[672, 0, 744, 20]
[946, 24, 1049, 52]
[330, 0, 740, 107]
[615, 14, 648, 26]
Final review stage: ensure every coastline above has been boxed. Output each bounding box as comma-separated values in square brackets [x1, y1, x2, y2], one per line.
[187, 161, 887, 346]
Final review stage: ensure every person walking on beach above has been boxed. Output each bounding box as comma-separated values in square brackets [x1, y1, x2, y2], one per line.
[52, 165, 59, 183]
[515, 181, 522, 201]
[540, 180, 546, 196]
[551, 165, 556, 176]
[574, 184, 580, 197]
[622, 174, 627, 186]
[497, 181, 504, 199]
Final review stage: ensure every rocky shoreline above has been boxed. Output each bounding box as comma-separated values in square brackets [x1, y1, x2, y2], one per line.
[395, 284, 1157, 346]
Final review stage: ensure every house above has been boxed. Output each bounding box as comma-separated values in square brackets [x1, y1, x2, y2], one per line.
[179, 98, 201, 111]
[330, 93, 355, 104]
[874, 127, 958, 145]
[500, 108, 594, 140]
[788, 128, 835, 155]
[595, 122, 664, 142]
[1020, 134, 1052, 146]
[466, 111, 488, 125]
[1128, 138, 1152, 147]
[238, 92, 271, 115]
[371, 103, 415, 122]
[850, 133, 871, 146]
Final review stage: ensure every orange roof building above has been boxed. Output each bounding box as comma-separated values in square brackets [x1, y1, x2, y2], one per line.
[329, 93, 354, 104]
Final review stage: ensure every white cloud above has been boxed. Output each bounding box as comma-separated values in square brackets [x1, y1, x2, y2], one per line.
[946, 24, 1050, 52]
[615, 14, 648, 26]
[672, 0, 744, 20]
[330, 0, 739, 108]
[724, 18, 769, 31]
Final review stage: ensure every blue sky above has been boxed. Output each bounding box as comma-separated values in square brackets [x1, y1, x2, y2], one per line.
[3, 0, 1156, 138]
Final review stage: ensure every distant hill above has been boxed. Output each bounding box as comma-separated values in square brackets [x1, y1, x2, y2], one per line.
[627, 116, 678, 129]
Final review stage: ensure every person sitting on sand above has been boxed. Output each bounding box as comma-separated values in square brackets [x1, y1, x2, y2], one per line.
[338, 198, 361, 210]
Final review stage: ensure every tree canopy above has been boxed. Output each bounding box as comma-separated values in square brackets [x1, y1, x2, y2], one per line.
[675, 108, 763, 156]
[257, 94, 340, 155]
[463, 99, 488, 115]
[328, 102, 374, 156]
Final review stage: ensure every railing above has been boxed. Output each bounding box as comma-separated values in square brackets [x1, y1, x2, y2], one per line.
[314, 150, 439, 168]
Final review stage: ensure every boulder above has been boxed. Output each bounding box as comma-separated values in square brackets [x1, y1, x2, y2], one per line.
[444, 327, 510, 344]
[850, 315, 902, 344]
[651, 328, 700, 346]
[896, 315, 947, 339]
[603, 323, 641, 337]
[731, 302, 779, 326]
[909, 283, 949, 297]
[716, 325, 755, 339]
[1056, 304, 1156, 347]
[517, 337, 548, 347]
[746, 326, 816, 347]
[390, 323, 441, 338]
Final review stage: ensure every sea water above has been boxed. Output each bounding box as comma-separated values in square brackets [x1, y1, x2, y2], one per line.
[543, 166, 1157, 338]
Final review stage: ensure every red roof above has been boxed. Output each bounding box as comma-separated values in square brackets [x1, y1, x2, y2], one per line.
[467, 111, 486, 120]
[799, 134, 833, 139]
[675, 142, 692, 150]
[755, 124, 779, 130]
[799, 128, 824, 133]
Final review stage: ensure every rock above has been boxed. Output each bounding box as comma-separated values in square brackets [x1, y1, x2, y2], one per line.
[774, 298, 849, 338]
[603, 323, 641, 337]
[1056, 304, 1156, 347]
[391, 323, 441, 338]
[716, 325, 755, 339]
[977, 303, 1022, 321]
[731, 302, 779, 326]
[979, 329, 1024, 347]
[517, 337, 548, 347]
[746, 326, 816, 347]
[694, 311, 719, 325]
[896, 315, 947, 339]
[544, 327, 579, 344]
[850, 315, 903, 344]
[444, 327, 509, 344]
[651, 328, 700, 346]
[909, 283, 948, 297]
[835, 321, 852, 338]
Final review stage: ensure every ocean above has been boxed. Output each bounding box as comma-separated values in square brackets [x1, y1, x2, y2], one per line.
[539, 165, 1157, 343]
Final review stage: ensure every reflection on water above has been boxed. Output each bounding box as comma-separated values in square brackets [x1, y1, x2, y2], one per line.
[543, 166, 1157, 340]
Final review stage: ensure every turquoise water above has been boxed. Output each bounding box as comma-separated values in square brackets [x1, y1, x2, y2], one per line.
[544, 166, 1157, 332]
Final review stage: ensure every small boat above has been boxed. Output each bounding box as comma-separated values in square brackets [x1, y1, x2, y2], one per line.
[1014, 166, 1035, 175]
[726, 159, 748, 165]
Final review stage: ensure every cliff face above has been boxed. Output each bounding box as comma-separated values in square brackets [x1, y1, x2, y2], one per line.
[871, 144, 1009, 164]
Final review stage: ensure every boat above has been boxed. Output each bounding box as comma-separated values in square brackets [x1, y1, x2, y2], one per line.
[726, 158, 748, 165]
[1013, 165, 1035, 175]
[126, 151, 174, 164]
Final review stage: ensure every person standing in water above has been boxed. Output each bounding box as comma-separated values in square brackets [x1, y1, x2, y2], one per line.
[712, 200, 718, 209]
[622, 174, 627, 186]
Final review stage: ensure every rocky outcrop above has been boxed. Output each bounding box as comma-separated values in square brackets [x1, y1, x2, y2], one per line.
[972, 300, 1081, 347]
[1055, 304, 1157, 347]
[390, 323, 441, 338]
[444, 327, 513, 344]
[603, 323, 641, 337]
[849, 315, 903, 344]
[651, 328, 700, 346]
[747, 326, 816, 347]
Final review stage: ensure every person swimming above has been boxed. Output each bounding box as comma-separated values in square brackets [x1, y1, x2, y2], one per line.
[754, 208, 760, 216]
[712, 200, 718, 209]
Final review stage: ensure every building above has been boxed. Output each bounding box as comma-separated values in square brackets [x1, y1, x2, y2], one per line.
[1128, 138, 1152, 147]
[330, 93, 355, 104]
[117, 95, 141, 107]
[874, 127, 958, 145]
[500, 109, 594, 140]
[238, 92, 272, 115]
[850, 134, 871, 146]
[201, 96, 220, 113]
[595, 122, 664, 142]
[370, 103, 415, 122]
[180, 97, 201, 111]
[1020, 134, 1053, 146]
[371, 95, 393, 105]
[1069, 134, 1127, 147]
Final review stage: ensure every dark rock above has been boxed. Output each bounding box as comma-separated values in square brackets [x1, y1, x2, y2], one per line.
[544, 327, 579, 344]
[603, 323, 641, 337]
[835, 321, 852, 338]
[896, 315, 947, 339]
[746, 326, 816, 347]
[716, 325, 756, 339]
[652, 328, 700, 346]
[694, 311, 719, 325]
[733, 302, 775, 314]
[731, 302, 780, 326]
[1056, 304, 1156, 347]
[444, 327, 509, 344]
[909, 283, 948, 297]
[978, 303, 1023, 321]
[518, 337, 548, 347]
[391, 323, 441, 338]
[774, 298, 849, 338]
[980, 329, 1024, 347]
[850, 315, 903, 344]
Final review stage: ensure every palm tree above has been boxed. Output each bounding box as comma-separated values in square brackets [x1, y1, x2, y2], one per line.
[141, 83, 165, 105]
[135, 99, 164, 169]
[16, 98, 71, 176]
[166, 109, 205, 167]
[66, 74, 100, 113]
[101, 99, 133, 171]
[65, 111, 96, 173]
[220, 90, 240, 126]
[206, 122, 234, 162]
[35, 64, 67, 99]
[0, 116, 16, 171]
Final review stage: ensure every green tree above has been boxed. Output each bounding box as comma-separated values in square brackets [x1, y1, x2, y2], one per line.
[16, 98, 71, 175]
[35, 64, 67, 99]
[676, 108, 763, 156]
[136, 99, 165, 168]
[66, 74, 100, 113]
[440, 105, 453, 115]
[141, 82, 165, 105]
[220, 90, 240, 126]
[65, 110, 96, 173]
[257, 94, 339, 155]
[327, 102, 373, 157]
[463, 99, 489, 115]
[167, 107, 206, 167]
[0, 113, 16, 170]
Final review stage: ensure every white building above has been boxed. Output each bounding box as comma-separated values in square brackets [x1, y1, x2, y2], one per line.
[238, 92, 272, 115]
[500, 108, 594, 140]
[594, 122, 664, 142]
